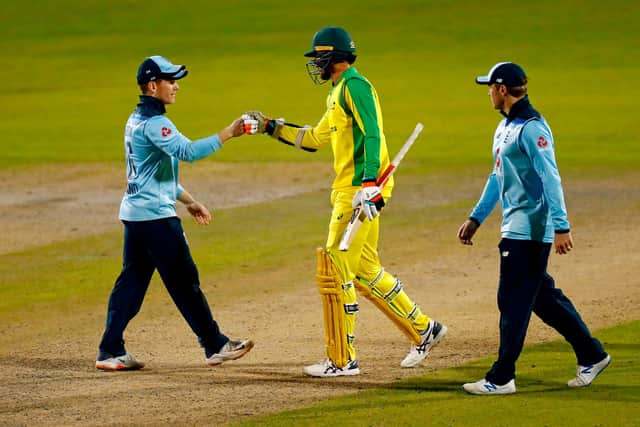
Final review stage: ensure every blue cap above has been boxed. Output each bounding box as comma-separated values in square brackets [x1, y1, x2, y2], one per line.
[475, 62, 527, 87]
[136, 55, 188, 85]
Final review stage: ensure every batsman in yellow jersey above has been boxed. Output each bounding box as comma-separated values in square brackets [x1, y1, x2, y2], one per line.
[244, 26, 447, 377]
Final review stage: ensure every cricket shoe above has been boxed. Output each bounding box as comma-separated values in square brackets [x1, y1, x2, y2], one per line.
[400, 320, 448, 368]
[462, 378, 516, 395]
[206, 338, 254, 366]
[567, 354, 611, 388]
[303, 359, 360, 377]
[96, 352, 145, 371]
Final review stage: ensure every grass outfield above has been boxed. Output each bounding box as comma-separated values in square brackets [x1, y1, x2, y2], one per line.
[1, 0, 639, 171]
[234, 321, 640, 427]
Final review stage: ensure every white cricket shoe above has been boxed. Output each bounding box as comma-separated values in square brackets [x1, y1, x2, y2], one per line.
[400, 320, 448, 368]
[462, 378, 516, 395]
[206, 338, 254, 366]
[96, 352, 145, 371]
[303, 359, 360, 377]
[567, 354, 611, 388]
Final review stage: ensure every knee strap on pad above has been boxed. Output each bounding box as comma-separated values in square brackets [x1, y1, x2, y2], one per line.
[316, 247, 349, 368]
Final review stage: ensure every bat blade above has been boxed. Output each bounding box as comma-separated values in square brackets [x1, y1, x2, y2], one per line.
[338, 123, 424, 251]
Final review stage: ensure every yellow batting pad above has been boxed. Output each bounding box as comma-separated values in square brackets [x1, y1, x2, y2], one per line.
[316, 248, 349, 368]
[354, 279, 422, 345]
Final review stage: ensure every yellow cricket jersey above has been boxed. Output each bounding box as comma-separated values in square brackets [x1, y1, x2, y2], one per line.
[275, 67, 394, 197]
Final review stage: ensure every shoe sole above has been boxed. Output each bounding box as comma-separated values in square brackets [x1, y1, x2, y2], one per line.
[95, 362, 144, 371]
[462, 385, 516, 395]
[206, 340, 255, 366]
[303, 368, 361, 378]
[401, 324, 448, 368]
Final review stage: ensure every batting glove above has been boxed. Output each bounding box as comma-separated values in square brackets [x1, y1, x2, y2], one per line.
[352, 180, 385, 221]
[241, 114, 259, 135]
[242, 111, 270, 134]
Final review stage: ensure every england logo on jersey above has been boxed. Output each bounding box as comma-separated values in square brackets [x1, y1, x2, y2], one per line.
[537, 136, 551, 151]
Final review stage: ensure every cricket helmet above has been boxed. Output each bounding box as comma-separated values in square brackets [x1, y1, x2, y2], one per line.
[304, 26, 357, 84]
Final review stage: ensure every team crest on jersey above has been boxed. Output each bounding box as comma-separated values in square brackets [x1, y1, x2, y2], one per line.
[537, 136, 551, 151]
[162, 127, 172, 137]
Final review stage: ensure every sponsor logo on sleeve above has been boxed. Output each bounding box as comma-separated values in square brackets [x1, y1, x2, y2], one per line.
[537, 136, 549, 149]
[162, 127, 172, 137]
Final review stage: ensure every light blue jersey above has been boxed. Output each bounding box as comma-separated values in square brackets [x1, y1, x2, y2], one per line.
[119, 96, 222, 221]
[470, 97, 570, 243]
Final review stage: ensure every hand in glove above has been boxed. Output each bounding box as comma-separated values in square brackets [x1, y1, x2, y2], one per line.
[352, 181, 385, 221]
[242, 111, 270, 134]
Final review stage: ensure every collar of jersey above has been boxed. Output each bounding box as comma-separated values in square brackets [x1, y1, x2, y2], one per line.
[136, 95, 166, 117]
[333, 66, 359, 87]
[502, 95, 540, 123]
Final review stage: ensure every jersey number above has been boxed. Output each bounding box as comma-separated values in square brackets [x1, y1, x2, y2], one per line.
[125, 139, 138, 179]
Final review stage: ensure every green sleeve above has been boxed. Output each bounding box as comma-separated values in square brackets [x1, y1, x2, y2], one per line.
[345, 78, 381, 181]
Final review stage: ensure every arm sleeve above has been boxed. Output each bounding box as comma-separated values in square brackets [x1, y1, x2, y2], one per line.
[269, 112, 332, 152]
[177, 183, 185, 198]
[519, 121, 570, 231]
[145, 116, 222, 162]
[344, 78, 381, 181]
[469, 173, 500, 224]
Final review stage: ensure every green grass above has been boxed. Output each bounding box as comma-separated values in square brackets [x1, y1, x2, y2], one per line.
[1, 0, 639, 171]
[234, 321, 640, 427]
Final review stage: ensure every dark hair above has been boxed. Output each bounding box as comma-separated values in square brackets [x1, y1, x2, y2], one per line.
[506, 85, 527, 97]
[139, 82, 151, 94]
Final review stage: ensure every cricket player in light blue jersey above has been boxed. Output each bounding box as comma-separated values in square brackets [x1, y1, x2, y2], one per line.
[96, 55, 254, 371]
[457, 62, 610, 395]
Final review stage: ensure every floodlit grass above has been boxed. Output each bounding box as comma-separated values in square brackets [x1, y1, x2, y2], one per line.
[1, 0, 638, 171]
[234, 321, 640, 427]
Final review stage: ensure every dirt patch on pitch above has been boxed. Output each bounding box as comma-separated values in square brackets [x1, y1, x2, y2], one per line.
[0, 167, 638, 426]
[0, 162, 332, 255]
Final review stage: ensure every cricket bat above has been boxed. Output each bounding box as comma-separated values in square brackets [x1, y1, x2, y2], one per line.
[338, 123, 424, 251]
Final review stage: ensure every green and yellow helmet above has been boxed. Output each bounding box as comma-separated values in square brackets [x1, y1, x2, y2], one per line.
[304, 26, 357, 84]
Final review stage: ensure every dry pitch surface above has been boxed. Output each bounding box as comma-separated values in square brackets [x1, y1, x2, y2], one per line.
[1, 163, 638, 426]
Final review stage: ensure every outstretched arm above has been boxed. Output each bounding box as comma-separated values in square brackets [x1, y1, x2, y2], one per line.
[218, 117, 246, 143]
[147, 116, 246, 163]
[242, 111, 331, 151]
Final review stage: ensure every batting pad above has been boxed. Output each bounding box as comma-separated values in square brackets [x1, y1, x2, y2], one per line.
[316, 247, 349, 368]
[354, 279, 422, 345]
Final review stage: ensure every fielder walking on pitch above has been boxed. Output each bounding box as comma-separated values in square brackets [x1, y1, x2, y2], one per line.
[457, 62, 610, 394]
[96, 55, 254, 370]
[243, 27, 446, 377]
